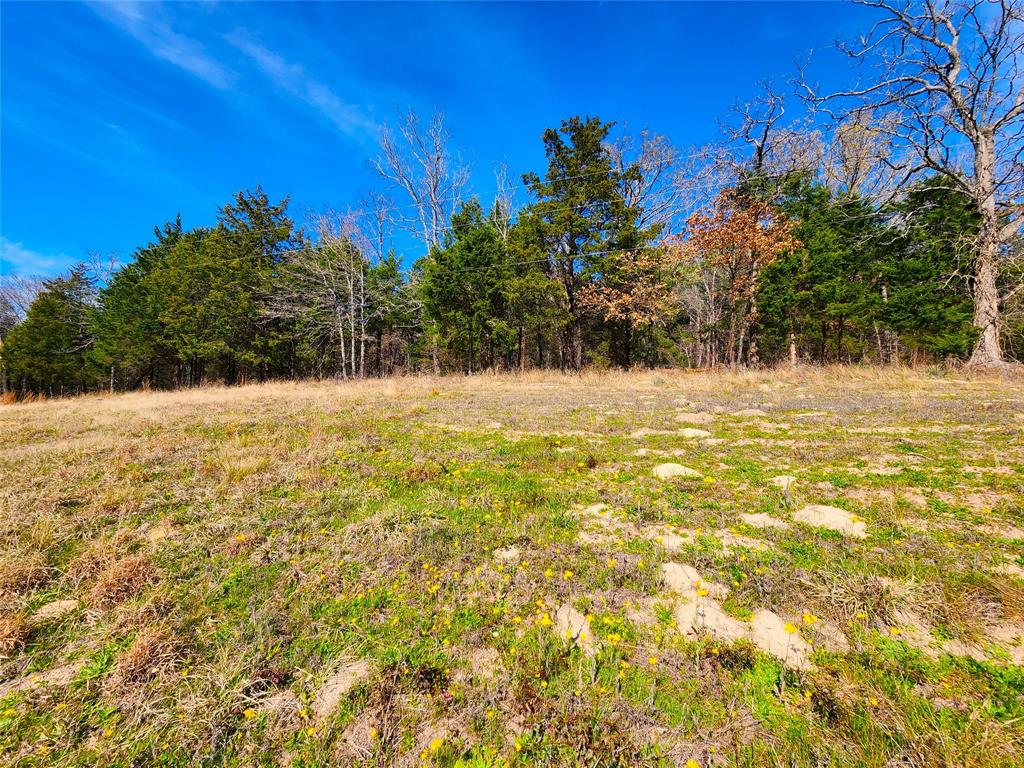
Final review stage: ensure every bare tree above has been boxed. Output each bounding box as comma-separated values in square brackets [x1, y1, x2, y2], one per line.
[264, 213, 370, 379]
[722, 83, 826, 190]
[358, 190, 395, 263]
[83, 250, 121, 288]
[824, 110, 901, 199]
[372, 109, 469, 251]
[0, 274, 45, 322]
[609, 129, 689, 232]
[492, 162, 516, 242]
[802, 0, 1024, 366]
[372, 109, 467, 373]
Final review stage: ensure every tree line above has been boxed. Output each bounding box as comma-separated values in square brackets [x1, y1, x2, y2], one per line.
[2, 1, 1021, 397]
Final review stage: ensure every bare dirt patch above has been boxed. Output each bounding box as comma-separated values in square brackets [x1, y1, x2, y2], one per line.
[793, 505, 867, 539]
[312, 658, 373, 721]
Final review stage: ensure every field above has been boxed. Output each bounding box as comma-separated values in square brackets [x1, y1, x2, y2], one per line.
[1, 369, 1023, 767]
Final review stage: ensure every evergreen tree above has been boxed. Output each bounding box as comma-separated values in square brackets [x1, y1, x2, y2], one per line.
[517, 116, 654, 368]
[3, 267, 95, 396]
[877, 179, 978, 359]
[90, 217, 182, 389]
[421, 200, 516, 372]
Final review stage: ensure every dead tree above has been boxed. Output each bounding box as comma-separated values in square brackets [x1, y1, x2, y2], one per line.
[802, 0, 1024, 366]
[372, 109, 467, 372]
[722, 83, 826, 195]
[372, 109, 469, 251]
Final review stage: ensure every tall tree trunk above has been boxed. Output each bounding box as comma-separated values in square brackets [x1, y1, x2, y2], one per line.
[747, 263, 760, 368]
[517, 322, 525, 372]
[338, 318, 348, 380]
[969, 129, 1004, 366]
[431, 321, 440, 374]
[359, 267, 366, 378]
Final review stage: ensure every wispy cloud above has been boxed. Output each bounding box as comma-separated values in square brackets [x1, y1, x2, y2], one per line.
[226, 31, 380, 141]
[0, 236, 71, 277]
[90, 1, 236, 89]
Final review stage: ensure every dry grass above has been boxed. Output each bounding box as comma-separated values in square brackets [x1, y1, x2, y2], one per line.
[0, 613, 29, 656]
[108, 626, 180, 689]
[0, 551, 48, 595]
[87, 554, 158, 607]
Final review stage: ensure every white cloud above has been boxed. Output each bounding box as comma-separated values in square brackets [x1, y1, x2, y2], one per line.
[226, 32, 380, 141]
[0, 236, 71, 277]
[90, 1, 236, 90]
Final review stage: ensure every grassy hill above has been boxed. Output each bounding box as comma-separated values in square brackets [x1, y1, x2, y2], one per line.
[1, 369, 1023, 767]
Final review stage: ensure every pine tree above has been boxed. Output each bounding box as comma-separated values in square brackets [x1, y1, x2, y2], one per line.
[3, 267, 95, 396]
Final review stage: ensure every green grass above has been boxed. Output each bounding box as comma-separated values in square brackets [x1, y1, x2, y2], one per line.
[1, 369, 1023, 767]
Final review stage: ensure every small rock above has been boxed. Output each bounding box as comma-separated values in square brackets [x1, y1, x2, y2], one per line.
[630, 427, 675, 438]
[651, 530, 693, 551]
[991, 562, 1024, 579]
[678, 428, 712, 439]
[494, 546, 521, 562]
[675, 597, 747, 644]
[716, 529, 770, 552]
[554, 603, 595, 655]
[653, 463, 701, 480]
[812, 620, 851, 653]
[31, 599, 79, 623]
[258, 689, 299, 718]
[0, 660, 86, 697]
[747, 610, 814, 670]
[979, 524, 1024, 541]
[793, 505, 867, 539]
[733, 408, 768, 417]
[311, 659, 373, 720]
[662, 562, 704, 593]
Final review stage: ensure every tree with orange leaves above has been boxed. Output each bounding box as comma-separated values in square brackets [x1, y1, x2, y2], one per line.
[577, 245, 682, 366]
[684, 188, 798, 366]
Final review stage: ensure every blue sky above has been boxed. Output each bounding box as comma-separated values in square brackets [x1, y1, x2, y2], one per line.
[1, 1, 864, 278]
